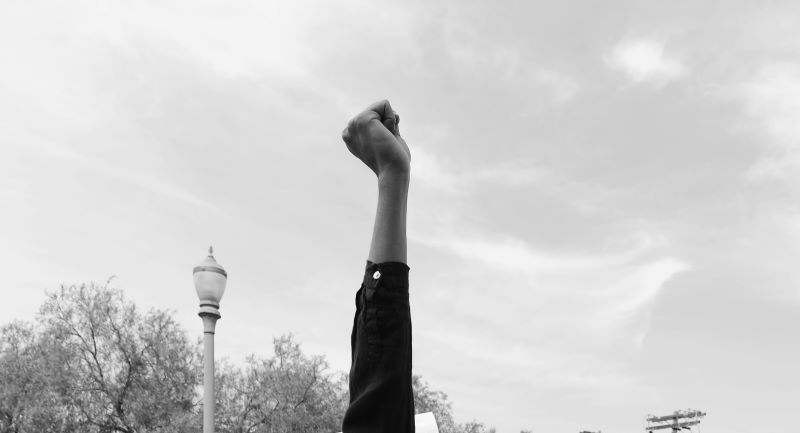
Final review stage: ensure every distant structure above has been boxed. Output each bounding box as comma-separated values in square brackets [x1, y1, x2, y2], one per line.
[579, 430, 601, 433]
[645, 409, 707, 432]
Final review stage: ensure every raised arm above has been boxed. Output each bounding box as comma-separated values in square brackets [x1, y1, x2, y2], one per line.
[341, 99, 416, 432]
[342, 99, 411, 264]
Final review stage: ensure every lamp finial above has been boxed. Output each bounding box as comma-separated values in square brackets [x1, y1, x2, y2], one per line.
[208, 245, 214, 256]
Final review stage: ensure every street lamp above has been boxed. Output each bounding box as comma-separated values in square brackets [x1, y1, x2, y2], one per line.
[193, 246, 227, 433]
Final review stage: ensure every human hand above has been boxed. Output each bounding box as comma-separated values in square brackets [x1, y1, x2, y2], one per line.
[342, 100, 410, 178]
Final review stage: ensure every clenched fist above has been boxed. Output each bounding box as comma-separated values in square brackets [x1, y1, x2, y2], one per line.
[342, 100, 411, 178]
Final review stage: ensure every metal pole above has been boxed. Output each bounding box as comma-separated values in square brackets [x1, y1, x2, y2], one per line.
[201, 313, 219, 433]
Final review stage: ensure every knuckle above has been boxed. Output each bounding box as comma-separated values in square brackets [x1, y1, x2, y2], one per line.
[353, 115, 371, 129]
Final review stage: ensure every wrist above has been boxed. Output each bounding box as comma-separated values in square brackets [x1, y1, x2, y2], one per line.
[377, 169, 410, 190]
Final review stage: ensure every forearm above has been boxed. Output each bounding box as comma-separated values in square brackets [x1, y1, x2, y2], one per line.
[367, 171, 410, 264]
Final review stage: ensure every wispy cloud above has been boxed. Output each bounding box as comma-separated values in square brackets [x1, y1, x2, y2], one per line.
[412, 147, 544, 192]
[412, 227, 689, 397]
[24, 137, 224, 215]
[606, 38, 688, 86]
[412, 229, 670, 274]
[439, 8, 580, 104]
[529, 69, 581, 104]
[412, 227, 688, 337]
[739, 62, 800, 181]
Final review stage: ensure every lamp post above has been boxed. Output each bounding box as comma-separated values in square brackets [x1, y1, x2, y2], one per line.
[193, 246, 227, 433]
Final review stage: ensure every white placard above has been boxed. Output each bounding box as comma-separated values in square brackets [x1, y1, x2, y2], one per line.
[415, 412, 439, 433]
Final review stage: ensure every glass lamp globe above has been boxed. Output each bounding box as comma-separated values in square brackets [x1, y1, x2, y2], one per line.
[193, 246, 227, 318]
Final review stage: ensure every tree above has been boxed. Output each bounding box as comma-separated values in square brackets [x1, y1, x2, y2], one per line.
[214, 335, 347, 433]
[1, 321, 40, 432]
[412, 376, 499, 433]
[1, 282, 498, 433]
[0, 321, 80, 433]
[413, 375, 457, 433]
[457, 421, 497, 433]
[39, 282, 200, 433]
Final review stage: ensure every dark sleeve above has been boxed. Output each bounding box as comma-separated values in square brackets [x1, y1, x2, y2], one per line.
[343, 260, 414, 433]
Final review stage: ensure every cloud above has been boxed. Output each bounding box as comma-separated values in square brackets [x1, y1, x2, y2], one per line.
[412, 227, 689, 397]
[739, 62, 800, 180]
[438, 8, 580, 104]
[727, 62, 800, 299]
[412, 147, 544, 192]
[606, 38, 688, 86]
[15, 130, 224, 215]
[742, 62, 800, 143]
[529, 69, 581, 104]
[411, 227, 670, 274]
[412, 227, 688, 334]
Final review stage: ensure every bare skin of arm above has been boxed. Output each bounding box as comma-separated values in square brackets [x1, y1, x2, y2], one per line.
[342, 99, 411, 264]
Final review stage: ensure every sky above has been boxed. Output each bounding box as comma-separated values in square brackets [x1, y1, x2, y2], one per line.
[1, 0, 799, 432]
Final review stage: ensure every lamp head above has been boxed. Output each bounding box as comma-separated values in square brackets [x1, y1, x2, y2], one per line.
[193, 246, 227, 318]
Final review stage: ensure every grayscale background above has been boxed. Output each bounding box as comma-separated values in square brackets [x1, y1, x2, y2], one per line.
[1, 1, 798, 432]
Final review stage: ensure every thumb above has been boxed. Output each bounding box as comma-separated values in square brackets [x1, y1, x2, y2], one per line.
[382, 111, 399, 135]
[382, 115, 396, 134]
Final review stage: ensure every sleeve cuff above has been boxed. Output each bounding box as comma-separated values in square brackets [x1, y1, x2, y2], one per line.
[365, 260, 410, 273]
[364, 260, 410, 288]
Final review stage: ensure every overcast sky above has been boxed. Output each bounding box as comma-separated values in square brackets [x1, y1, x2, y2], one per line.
[2, 1, 799, 432]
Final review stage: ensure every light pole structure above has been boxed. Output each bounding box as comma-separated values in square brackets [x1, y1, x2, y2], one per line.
[193, 246, 227, 433]
[645, 409, 706, 433]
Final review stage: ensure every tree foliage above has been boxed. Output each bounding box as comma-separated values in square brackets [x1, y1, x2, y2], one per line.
[1, 282, 200, 433]
[458, 421, 497, 433]
[42, 283, 199, 433]
[0, 321, 80, 432]
[214, 335, 347, 433]
[1, 282, 501, 433]
[412, 376, 500, 433]
[413, 375, 457, 433]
